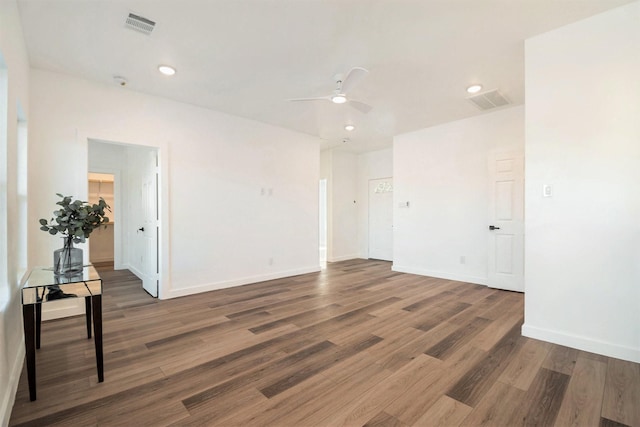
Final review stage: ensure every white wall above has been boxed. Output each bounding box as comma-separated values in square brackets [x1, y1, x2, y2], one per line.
[523, 2, 640, 362]
[320, 149, 359, 262]
[0, 0, 30, 423]
[356, 148, 393, 258]
[29, 69, 321, 300]
[393, 106, 524, 284]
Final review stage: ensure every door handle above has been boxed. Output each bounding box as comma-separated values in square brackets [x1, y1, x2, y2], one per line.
[138, 227, 145, 232]
[489, 225, 500, 230]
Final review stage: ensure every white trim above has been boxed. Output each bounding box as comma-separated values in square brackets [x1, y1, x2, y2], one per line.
[1, 343, 24, 426]
[522, 323, 640, 364]
[127, 264, 145, 283]
[165, 266, 321, 299]
[327, 254, 359, 263]
[391, 264, 488, 286]
[90, 256, 114, 263]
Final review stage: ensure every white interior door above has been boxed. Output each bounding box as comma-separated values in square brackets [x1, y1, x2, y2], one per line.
[129, 147, 159, 297]
[141, 150, 159, 297]
[368, 178, 393, 261]
[488, 152, 524, 292]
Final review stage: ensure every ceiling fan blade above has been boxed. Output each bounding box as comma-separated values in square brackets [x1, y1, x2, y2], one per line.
[288, 96, 331, 102]
[341, 67, 369, 93]
[349, 99, 372, 114]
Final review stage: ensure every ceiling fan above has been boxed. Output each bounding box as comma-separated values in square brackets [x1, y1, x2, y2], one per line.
[289, 67, 372, 114]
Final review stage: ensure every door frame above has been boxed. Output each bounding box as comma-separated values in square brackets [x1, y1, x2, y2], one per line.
[84, 132, 169, 299]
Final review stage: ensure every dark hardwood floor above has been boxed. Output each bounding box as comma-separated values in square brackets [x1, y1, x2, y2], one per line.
[9, 259, 640, 426]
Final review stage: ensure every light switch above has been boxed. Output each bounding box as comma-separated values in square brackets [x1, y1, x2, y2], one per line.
[543, 184, 552, 197]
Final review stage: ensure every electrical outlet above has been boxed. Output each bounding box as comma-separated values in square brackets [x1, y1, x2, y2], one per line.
[460, 256, 466, 264]
[268, 257, 273, 266]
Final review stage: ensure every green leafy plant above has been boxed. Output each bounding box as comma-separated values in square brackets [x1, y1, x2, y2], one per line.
[39, 193, 111, 244]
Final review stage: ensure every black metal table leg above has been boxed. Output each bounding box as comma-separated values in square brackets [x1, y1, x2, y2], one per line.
[22, 304, 37, 401]
[85, 296, 92, 339]
[35, 303, 42, 350]
[92, 295, 104, 382]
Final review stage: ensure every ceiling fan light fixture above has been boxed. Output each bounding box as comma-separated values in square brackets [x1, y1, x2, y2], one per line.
[158, 65, 176, 76]
[466, 84, 483, 94]
[344, 124, 355, 131]
[331, 94, 347, 104]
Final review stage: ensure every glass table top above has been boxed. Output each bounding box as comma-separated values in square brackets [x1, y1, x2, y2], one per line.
[22, 265, 102, 305]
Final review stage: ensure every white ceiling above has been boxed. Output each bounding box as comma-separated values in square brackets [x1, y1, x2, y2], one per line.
[16, 0, 635, 152]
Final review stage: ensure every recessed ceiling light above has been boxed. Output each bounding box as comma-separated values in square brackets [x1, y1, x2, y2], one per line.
[344, 124, 355, 132]
[331, 94, 347, 104]
[158, 65, 176, 76]
[466, 84, 483, 94]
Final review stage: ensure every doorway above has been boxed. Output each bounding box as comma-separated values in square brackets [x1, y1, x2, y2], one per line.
[88, 140, 160, 298]
[319, 179, 328, 267]
[88, 173, 115, 266]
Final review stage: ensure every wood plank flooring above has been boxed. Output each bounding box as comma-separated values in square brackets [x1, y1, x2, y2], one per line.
[9, 259, 640, 426]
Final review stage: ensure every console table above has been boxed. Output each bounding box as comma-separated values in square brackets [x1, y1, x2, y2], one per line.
[21, 265, 104, 401]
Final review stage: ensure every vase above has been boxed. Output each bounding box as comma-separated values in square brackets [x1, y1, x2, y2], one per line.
[53, 238, 83, 276]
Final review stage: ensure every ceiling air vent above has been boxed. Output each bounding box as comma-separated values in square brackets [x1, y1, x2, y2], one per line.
[125, 13, 155, 35]
[467, 89, 510, 110]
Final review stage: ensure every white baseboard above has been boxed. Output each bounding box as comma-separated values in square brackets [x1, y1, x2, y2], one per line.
[90, 256, 114, 263]
[1, 343, 24, 426]
[391, 264, 488, 286]
[127, 264, 144, 281]
[165, 266, 321, 299]
[327, 254, 359, 262]
[522, 323, 640, 364]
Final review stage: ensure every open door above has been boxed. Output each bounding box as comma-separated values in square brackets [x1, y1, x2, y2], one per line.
[129, 147, 159, 297]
